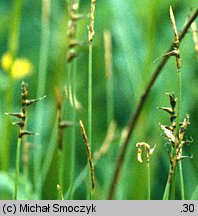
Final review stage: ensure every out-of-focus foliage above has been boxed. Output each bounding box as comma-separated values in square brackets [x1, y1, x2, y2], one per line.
[0, 0, 197, 200]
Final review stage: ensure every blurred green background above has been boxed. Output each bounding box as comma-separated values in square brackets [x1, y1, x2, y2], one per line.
[0, 0, 197, 200]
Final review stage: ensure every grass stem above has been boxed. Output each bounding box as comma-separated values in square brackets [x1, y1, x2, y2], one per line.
[14, 138, 22, 200]
[163, 171, 172, 200]
[170, 168, 176, 200]
[176, 69, 185, 200]
[146, 162, 150, 200]
[87, 42, 93, 200]
[178, 160, 185, 199]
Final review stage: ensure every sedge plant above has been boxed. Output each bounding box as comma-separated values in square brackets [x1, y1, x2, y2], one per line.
[6, 82, 45, 200]
[107, 6, 198, 200]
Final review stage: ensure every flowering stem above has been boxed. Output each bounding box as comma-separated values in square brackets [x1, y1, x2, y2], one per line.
[178, 161, 185, 199]
[163, 172, 172, 200]
[87, 43, 93, 200]
[176, 69, 185, 200]
[146, 162, 151, 200]
[170, 166, 176, 199]
[175, 69, 181, 137]
[14, 137, 22, 200]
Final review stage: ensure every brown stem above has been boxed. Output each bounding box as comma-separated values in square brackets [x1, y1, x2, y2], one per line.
[107, 8, 198, 200]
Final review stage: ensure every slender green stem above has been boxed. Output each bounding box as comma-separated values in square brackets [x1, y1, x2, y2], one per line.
[87, 43, 93, 200]
[176, 69, 185, 200]
[14, 138, 22, 200]
[175, 69, 181, 136]
[146, 162, 150, 200]
[34, 0, 50, 198]
[163, 170, 172, 200]
[88, 44, 93, 152]
[178, 160, 185, 199]
[170, 167, 176, 200]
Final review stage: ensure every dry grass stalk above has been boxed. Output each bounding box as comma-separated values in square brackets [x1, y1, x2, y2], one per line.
[79, 120, 95, 191]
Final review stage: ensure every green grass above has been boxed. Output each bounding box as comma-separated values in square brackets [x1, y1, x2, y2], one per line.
[0, 0, 198, 200]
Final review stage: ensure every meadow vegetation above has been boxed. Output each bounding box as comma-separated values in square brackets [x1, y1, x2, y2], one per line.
[0, 0, 197, 200]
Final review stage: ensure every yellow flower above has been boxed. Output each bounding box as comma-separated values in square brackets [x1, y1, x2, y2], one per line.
[1, 52, 33, 80]
[1, 52, 13, 71]
[11, 58, 33, 79]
